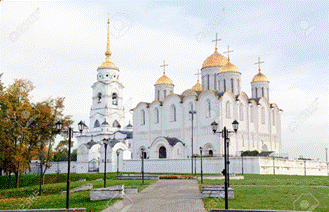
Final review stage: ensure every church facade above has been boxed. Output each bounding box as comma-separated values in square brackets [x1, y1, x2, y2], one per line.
[133, 44, 282, 160]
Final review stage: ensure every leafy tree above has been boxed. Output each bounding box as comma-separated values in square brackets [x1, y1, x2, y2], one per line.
[53, 140, 77, 162]
[0, 78, 72, 188]
[241, 150, 259, 156]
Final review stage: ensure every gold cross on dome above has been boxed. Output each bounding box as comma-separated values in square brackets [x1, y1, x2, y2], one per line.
[223, 45, 234, 60]
[254, 57, 264, 72]
[195, 69, 201, 82]
[160, 60, 168, 75]
[212, 33, 221, 51]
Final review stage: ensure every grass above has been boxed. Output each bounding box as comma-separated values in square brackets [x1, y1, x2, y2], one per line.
[0, 172, 156, 212]
[201, 174, 329, 212]
[199, 174, 329, 186]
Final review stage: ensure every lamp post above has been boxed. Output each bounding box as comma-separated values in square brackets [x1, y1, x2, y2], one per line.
[189, 110, 196, 174]
[200, 147, 203, 184]
[102, 138, 109, 188]
[140, 148, 145, 185]
[56, 120, 85, 209]
[116, 150, 120, 176]
[240, 151, 244, 175]
[211, 120, 239, 210]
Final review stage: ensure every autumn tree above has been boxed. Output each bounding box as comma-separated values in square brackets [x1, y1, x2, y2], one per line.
[0, 77, 72, 188]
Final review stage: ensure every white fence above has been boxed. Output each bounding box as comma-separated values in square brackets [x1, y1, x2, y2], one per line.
[27, 157, 329, 176]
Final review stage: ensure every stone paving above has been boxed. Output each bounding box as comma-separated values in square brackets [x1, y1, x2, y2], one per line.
[102, 179, 206, 212]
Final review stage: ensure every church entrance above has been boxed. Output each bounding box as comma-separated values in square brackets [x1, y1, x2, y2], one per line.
[159, 146, 167, 158]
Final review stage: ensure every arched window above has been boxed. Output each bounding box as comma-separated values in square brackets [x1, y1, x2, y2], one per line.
[214, 75, 217, 90]
[239, 103, 244, 121]
[94, 120, 100, 128]
[206, 99, 211, 118]
[141, 110, 145, 125]
[231, 78, 234, 93]
[209, 150, 213, 156]
[112, 93, 118, 105]
[207, 75, 210, 90]
[237, 79, 240, 94]
[112, 120, 121, 128]
[261, 107, 265, 124]
[154, 108, 159, 124]
[255, 87, 258, 98]
[159, 146, 167, 158]
[157, 90, 160, 101]
[171, 105, 176, 122]
[224, 79, 226, 91]
[272, 110, 276, 126]
[262, 87, 264, 97]
[226, 101, 231, 119]
[250, 105, 254, 123]
[97, 92, 102, 103]
[164, 90, 167, 99]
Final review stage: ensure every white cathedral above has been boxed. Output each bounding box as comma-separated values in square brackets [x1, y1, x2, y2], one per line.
[76, 17, 282, 173]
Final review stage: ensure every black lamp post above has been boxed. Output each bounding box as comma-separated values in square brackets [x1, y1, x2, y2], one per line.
[56, 120, 85, 209]
[200, 147, 203, 184]
[116, 150, 120, 176]
[189, 110, 196, 174]
[140, 147, 145, 185]
[211, 120, 239, 210]
[102, 138, 109, 188]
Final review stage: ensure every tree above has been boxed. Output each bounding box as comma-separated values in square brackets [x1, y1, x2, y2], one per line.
[53, 140, 77, 161]
[0, 78, 72, 188]
[241, 150, 259, 156]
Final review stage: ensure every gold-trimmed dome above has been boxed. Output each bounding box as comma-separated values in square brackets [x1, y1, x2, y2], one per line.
[252, 70, 269, 82]
[192, 81, 202, 91]
[155, 74, 174, 85]
[98, 15, 119, 70]
[202, 50, 228, 69]
[219, 59, 240, 73]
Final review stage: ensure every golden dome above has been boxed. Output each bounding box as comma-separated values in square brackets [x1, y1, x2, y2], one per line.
[99, 15, 118, 70]
[155, 74, 174, 85]
[192, 80, 202, 91]
[219, 59, 240, 73]
[252, 70, 269, 82]
[202, 50, 228, 69]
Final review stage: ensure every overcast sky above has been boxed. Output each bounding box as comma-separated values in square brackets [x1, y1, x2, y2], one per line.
[1, 1, 328, 161]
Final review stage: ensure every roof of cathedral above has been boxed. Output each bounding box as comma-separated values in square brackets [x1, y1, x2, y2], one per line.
[252, 70, 269, 82]
[155, 74, 174, 85]
[85, 140, 97, 149]
[219, 59, 240, 73]
[202, 50, 228, 69]
[99, 16, 119, 70]
[164, 137, 185, 147]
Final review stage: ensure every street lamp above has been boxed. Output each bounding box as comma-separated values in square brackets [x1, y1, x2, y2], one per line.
[116, 150, 120, 176]
[189, 110, 197, 174]
[55, 120, 85, 209]
[211, 120, 239, 210]
[102, 138, 109, 188]
[200, 147, 203, 184]
[140, 147, 145, 185]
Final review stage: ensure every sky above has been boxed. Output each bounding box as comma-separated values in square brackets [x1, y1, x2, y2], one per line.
[0, 1, 328, 161]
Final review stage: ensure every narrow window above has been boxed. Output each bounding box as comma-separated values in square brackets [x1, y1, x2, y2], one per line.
[262, 87, 264, 97]
[171, 105, 176, 122]
[94, 120, 100, 128]
[224, 79, 226, 91]
[214, 75, 217, 90]
[218, 81, 220, 91]
[255, 87, 258, 98]
[112, 93, 118, 105]
[226, 101, 231, 119]
[154, 108, 159, 124]
[231, 78, 234, 93]
[164, 90, 167, 99]
[207, 75, 210, 90]
[157, 90, 160, 101]
[97, 93, 102, 103]
[237, 79, 240, 94]
[141, 110, 145, 125]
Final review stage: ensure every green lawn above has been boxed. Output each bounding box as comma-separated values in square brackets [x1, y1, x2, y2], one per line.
[200, 174, 329, 186]
[0, 172, 156, 212]
[201, 174, 329, 212]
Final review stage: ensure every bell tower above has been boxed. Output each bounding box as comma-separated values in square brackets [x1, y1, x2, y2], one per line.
[90, 15, 125, 134]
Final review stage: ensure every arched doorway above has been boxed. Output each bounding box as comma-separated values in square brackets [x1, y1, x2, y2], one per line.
[209, 150, 213, 156]
[159, 146, 167, 158]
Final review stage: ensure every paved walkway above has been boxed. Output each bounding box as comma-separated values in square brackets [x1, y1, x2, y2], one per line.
[103, 180, 206, 212]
